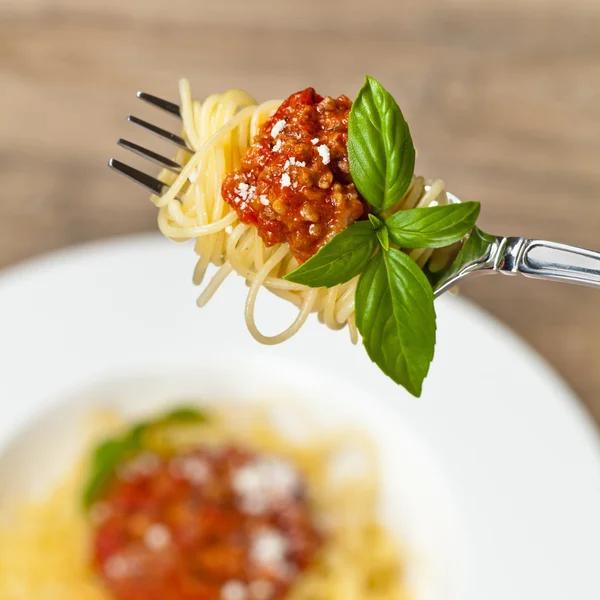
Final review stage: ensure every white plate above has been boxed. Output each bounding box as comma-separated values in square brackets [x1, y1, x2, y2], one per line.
[0, 234, 599, 600]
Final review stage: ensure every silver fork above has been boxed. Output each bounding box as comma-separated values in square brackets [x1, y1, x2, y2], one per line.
[109, 92, 600, 297]
[431, 195, 600, 297]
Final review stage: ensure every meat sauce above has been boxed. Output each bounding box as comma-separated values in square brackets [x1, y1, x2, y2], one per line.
[91, 446, 322, 600]
[221, 88, 366, 264]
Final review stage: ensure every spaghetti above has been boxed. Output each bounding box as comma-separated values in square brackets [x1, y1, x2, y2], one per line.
[153, 80, 452, 345]
[0, 404, 409, 600]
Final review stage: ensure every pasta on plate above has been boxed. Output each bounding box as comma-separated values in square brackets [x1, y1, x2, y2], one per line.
[0, 403, 409, 600]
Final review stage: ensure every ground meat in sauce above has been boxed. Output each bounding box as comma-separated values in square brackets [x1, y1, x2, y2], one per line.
[221, 88, 367, 264]
[91, 446, 322, 600]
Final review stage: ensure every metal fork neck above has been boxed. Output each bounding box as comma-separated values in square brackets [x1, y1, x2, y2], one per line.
[495, 237, 528, 274]
[494, 236, 600, 288]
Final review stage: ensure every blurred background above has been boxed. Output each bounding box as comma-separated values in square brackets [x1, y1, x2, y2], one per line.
[1, 0, 598, 424]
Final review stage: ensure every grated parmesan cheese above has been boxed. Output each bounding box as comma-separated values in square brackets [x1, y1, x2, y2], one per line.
[235, 182, 256, 202]
[231, 456, 299, 515]
[272, 139, 283, 152]
[236, 182, 249, 196]
[311, 138, 319, 145]
[284, 157, 306, 170]
[144, 523, 171, 552]
[317, 144, 330, 165]
[250, 529, 289, 573]
[104, 555, 131, 580]
[280, 173, 291, 188]
[221, 579, 247, 600]
[271, 119, 286, 138]
[170, 455, 210, 485]
[259, 195, 269, 206]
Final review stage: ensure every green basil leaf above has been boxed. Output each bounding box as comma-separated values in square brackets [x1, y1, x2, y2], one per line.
[376, 225, 390, 251]
[368, 214, 383, 229]
[386, 202, 481, 249]
[82, 436, 141, 508]
[426, 226, 496, 288]
[356, 248, 436, 397]
[138, 406, 208, 446]
[153, 406, 208, 427]
[348, 76, 415, 211]
[284, 221, 378, 288]
[367, 214, 389, 248]
[82, 405, 208, 508]
[447, 226, 496, 275]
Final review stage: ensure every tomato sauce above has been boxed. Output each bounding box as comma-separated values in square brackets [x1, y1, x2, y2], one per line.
[222, 88, 366, 264]
[91, 446, 322, 600]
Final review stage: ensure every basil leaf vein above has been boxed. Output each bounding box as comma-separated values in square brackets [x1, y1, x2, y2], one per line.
[348, 76, 415, 211]
[356, 248, 436, 397]
[386, 202, 481, 248]
[284, 221, 378, 288]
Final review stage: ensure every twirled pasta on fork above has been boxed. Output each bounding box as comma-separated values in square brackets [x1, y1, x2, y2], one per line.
[115, 77, 482, 396]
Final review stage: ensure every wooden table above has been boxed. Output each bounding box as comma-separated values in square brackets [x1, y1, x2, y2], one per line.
[1, 0, 599, 424]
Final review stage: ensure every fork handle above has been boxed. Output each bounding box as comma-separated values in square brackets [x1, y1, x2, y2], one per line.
[498, 238, 600, 288]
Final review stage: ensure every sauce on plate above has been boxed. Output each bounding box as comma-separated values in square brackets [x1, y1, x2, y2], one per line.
[91, 446, 322, 600]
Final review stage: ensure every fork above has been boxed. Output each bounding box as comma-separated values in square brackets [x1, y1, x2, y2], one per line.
[109, 92, 600, 297]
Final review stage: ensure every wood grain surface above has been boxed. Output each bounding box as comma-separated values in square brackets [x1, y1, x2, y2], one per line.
[1, 0, 598, 423]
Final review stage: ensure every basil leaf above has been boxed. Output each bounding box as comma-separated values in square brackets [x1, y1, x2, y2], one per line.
[82, 436, 141, 508]
[368, 214, 383, 229]
[386, 202, 481, 249]
[427, 226, 496, 288]
[376, 225, 390, 250]
[447, 226, 496, 276]
[356, 248, 436, 397]
[367, 214, 389, 250]
[153, 406, 208, 427]
[284, 221, 378, 288]
[82, 405, 207, 508]
[348, 76, 415, 211]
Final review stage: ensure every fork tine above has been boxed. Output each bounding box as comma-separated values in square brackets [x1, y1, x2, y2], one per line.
[108, 158, 168, 196]
[127, 115, 193, 152]
[117, 138, 182, 173]
[136, 92, 181, 118]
